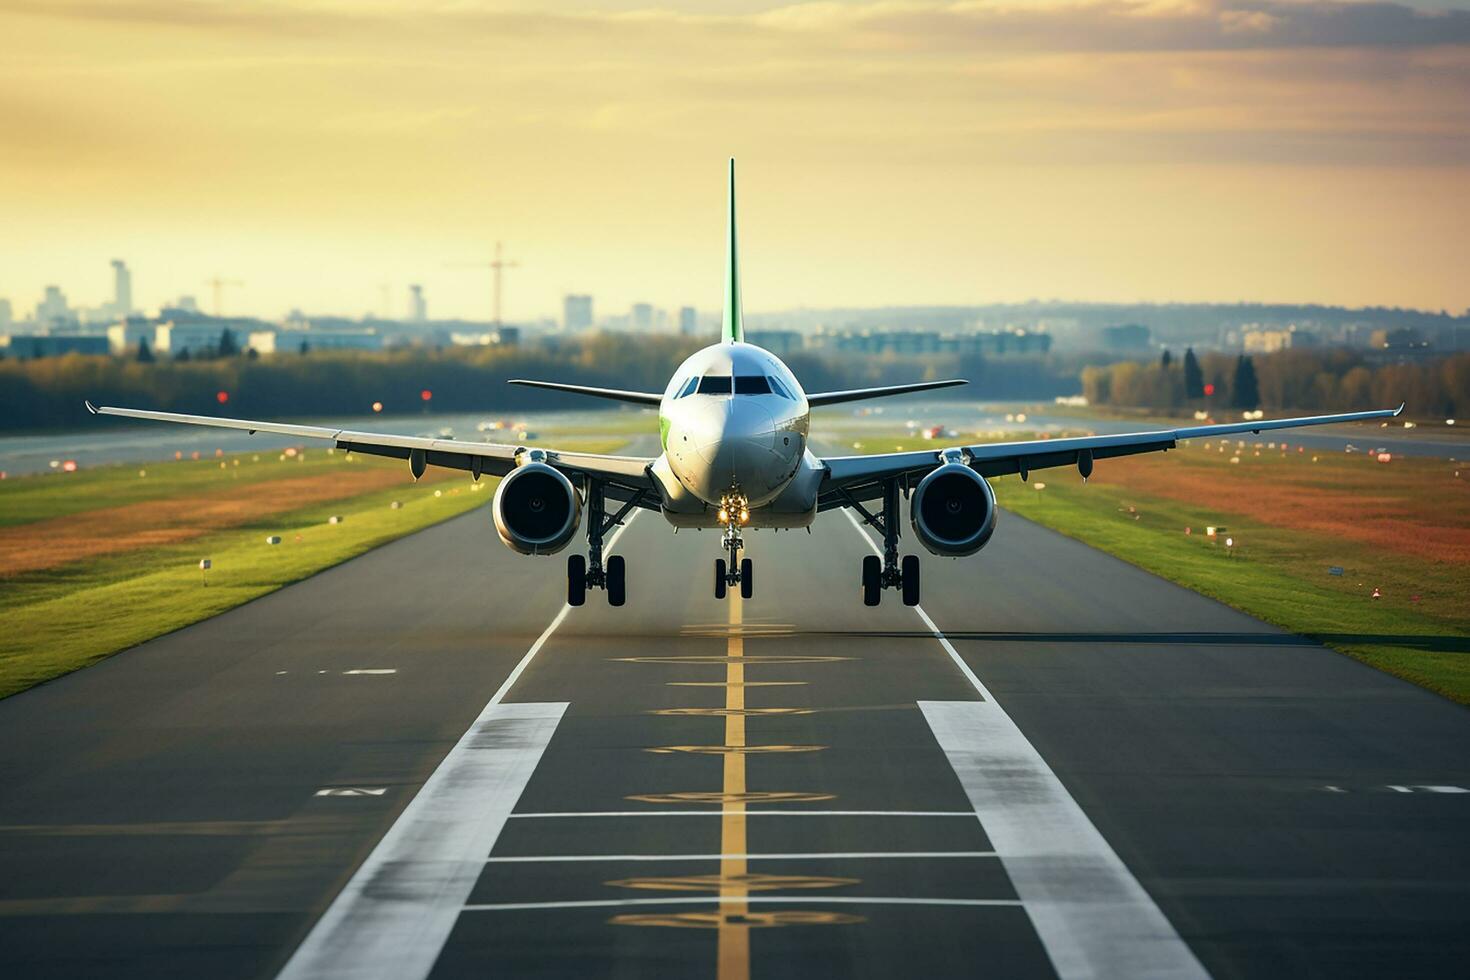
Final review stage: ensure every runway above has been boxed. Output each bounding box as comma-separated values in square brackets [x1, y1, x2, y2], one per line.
[0, 493, 1466, 978]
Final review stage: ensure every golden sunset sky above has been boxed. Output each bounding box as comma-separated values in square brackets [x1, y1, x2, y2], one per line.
[2, 0, 1467, 321]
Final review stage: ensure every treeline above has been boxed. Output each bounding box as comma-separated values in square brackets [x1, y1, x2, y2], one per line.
[0, 333, 1081, 432]
[1081, 348, 1470, 417]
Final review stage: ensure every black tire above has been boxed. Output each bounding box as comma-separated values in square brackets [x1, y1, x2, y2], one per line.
[901, 554, 921, 607]
[567, 554, 586, 607]
[715, 559, 727, 599]
[740, 558, 753, 599]
[606, 554, 626, 607]
[862, 554, 881, 607]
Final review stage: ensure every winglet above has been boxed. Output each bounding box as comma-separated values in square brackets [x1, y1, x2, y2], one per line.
[722, 157, 743, 344]
[1393, 402, 1405, 417]
[84, 400, 98, 415]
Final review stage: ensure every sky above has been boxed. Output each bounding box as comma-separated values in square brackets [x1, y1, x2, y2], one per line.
[1, 0, 1467, 323]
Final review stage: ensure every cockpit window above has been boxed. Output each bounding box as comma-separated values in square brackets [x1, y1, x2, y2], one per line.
[734, 376, 772, 395]
[675, 376, 698, 398]
[766, 376, 794, 399]
[697, 375, 732, 395]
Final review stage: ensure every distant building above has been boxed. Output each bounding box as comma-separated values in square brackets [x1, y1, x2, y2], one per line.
[679, 306, 698, 336]
[409, 284, 427, 324]
[1100, 323, 1150, 350]
[563, 294, 593, 332]
[745, 330, 803, 354]
[1369, 327, 1430, 351]
[0, 298, 11, 328]
[808, 327, 1049, 357]
[0, 333, 108, 357]
[173, 295, 201, 314]
[111, 259, 132, 318]
[630, 302, 654, 332]
[247, 328, 383, 354]
[1242, 324, 1317, 354]
[107, 316, 155, 354]
[449, 327, 519, 347]
[35, 285, 70, 325]
[155, 319, 242, 357]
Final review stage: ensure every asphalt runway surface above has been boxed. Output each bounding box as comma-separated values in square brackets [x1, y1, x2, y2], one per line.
[1, 492, 1467, 977]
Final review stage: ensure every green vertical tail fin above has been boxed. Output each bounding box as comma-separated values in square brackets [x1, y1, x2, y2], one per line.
[722, 158, 743, 344]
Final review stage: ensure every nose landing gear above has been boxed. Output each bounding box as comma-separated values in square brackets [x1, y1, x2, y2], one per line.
[714, 491, 753, 600]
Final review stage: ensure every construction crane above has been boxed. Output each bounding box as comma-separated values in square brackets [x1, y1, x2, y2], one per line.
[446, 242, 519, 327]
[206, 277, 244, 316]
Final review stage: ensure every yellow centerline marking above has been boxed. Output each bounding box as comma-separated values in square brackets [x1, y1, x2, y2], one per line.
[718, 592, 750, 980]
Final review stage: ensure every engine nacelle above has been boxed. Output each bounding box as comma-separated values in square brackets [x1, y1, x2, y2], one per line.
[492, 462, 582, 555]
[910, 463, 997, 557]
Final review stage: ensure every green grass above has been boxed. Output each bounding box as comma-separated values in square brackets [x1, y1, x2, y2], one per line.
[859, 436, 1470, 705]
[0, 437, 623, 699]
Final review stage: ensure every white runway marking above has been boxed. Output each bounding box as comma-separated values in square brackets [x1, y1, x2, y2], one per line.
[276, 702, 565, 980]
[275, 518, 639, 980]
[508, 809, 976, 819]
[843, 511, 1210, 980]
[313, 788, 387, 797]
[485, 851, 997, 863]
[464, 895, 1024, 912]
[342, 668, 397, 675]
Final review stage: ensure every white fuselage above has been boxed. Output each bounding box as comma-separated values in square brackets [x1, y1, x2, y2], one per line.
[652, 342, 821, 528]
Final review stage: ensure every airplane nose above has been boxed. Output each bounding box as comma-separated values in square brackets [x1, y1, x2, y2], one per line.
[695, 401, 775, 468]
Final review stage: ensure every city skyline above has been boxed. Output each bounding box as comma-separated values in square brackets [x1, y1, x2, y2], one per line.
[1, 1, 1467, 319]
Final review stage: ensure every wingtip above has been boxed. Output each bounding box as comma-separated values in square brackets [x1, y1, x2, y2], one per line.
[84, 399, 98, 415]
[1393, 402, 1405, 417]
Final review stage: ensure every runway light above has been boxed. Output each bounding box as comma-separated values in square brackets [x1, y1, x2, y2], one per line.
[420, 389, 433, 402]
[1033, 482, 1046, 490]
[1225, 537, 1234, 548]
[372, 401, 384, 413]
[62, 460, 77, 472]
[1203, 383, 1215, 396]
[216, 390, 229, 404]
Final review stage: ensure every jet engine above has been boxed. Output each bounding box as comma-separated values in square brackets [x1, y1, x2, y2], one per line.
[492, 462, 582, 555]
[909, 463, 997, 557]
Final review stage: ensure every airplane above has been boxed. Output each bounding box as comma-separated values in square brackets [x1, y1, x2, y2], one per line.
[87, 159, 1402, 608]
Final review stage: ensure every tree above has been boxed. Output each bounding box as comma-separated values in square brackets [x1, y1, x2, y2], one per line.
[299, 340, 311, 355]
[217, 328, 239, 357]
[136, 336, 154, 363]
[175, 347, 191, 362]
[1232, 354, 1260, 409]
[1160, 349, 1172, 370]
[1183, 347, 1204, 399]
[246, 346, 259, 360]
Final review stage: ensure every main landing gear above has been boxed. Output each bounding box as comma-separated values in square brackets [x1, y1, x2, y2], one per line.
[567, 478, 640, 607]
[844, 479, 920, 607]
[714, 492, 753, 600]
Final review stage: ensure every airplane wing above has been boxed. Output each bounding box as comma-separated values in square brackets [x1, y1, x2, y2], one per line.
[506, 380, 663, 406]
[85, 402, 660, 504]
[817, 405, 1404, 508]
[806, 379, 967, 407]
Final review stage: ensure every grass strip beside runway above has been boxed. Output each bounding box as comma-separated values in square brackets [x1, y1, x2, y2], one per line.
[860, 435, 1470, 704]
[0, 438, 621, 699]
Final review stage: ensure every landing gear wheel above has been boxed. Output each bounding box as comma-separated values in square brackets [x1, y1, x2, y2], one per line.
[606, 554, 626, 607]
[567, 554, 586, 607]
[862, 554, 881, 607]
[740, 558, 753, 599]
[901, 554, 921, 607]
[715, 558, 728, 599]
